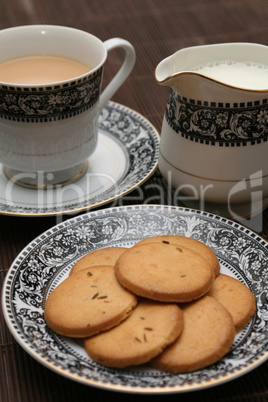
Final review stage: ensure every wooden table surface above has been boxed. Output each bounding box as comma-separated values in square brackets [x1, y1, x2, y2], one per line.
[1, 1, 268, 401]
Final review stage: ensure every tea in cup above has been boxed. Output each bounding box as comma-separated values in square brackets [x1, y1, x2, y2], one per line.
[0, 25, 135, 187]
[0, 54, 91, 84]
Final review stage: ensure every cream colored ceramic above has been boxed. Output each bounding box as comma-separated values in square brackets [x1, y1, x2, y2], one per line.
[0, 25, 135, 187]
[155, 43, 268, 214]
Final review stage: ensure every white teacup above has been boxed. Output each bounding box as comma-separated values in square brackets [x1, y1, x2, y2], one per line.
[0, 25, 135, 187]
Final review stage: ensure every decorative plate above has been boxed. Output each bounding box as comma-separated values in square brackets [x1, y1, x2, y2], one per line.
[0, 102, 159, 216]
[2, 205, 268, 393]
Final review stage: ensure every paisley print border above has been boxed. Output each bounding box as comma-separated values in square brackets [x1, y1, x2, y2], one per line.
[0, 67, 103, 122]
[165, 91, 268, 146]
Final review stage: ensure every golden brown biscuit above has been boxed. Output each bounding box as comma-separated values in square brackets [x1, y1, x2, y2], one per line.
[115, 243, 214, 302]
[151, 295, 235, 373]
[69, 247, 127, 276]
[136, 235, 220, 277]
[207, 273, 256, 332]
[84, 299, 184, 368]
[44, 265, 138, 338]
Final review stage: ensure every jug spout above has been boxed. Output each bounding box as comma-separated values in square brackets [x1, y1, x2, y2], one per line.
[155, 53, 177, 86]
[155, 52, 194, 93]
[155, 57, 208, 99]
[155, 51, 234, 101]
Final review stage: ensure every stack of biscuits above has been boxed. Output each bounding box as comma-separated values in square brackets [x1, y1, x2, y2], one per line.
[44, 235, 256, 373]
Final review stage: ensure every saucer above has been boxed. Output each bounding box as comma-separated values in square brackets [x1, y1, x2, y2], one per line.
[0, 102, 159, 216]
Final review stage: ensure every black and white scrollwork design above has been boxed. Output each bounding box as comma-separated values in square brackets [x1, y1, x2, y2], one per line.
[0, 67, 103, 121]
[165, 91, 268, 146]
[3, 205, 268, 391]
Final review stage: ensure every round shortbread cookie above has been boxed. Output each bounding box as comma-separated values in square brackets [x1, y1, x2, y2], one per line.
[84, 299, 184, 368]
[151, 295, 235, 373]
[44, 265, 138, 338]
[115, 243, 214, 302]
[207, 273, 256, 333]
[136, 235, 220, 277]
[69, 247, 127, 276]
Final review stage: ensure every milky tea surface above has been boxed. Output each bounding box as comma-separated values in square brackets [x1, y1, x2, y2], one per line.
[0, 55, 90, 84]
[190, 60, 268, 90]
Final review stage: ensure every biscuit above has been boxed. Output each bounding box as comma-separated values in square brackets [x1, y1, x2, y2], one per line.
[136, 235, 220, 277]
[208, 273, 256, 332]
[151, 295, 235, 373]
[69, 247, 127, 276]
[115, 243, 214, 302]
[44, 265, 138, 338]
[84, 299, 184, 368]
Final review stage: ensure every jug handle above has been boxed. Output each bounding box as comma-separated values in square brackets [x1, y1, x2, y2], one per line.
[99, 38, 136, 111]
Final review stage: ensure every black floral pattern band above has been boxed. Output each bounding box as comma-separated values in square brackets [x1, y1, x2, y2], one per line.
[0, 67, 103, 122]
[165, 91, 268, 146]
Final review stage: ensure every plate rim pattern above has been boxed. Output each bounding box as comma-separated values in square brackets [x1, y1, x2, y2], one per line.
[2, 204, 268, 393]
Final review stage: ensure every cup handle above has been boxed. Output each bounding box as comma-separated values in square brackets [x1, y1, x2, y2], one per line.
[98, 38, 136, 110]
